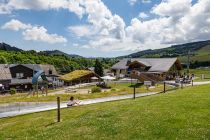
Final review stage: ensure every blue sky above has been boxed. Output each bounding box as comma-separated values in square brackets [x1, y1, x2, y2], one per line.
[0, 0, 209, 57]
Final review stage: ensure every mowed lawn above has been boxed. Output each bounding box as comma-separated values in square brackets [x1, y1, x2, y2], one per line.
[0, 84, 210, 140]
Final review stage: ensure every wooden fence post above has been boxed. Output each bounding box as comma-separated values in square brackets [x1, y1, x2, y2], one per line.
[57, 97, 61, 122]
[192, 80, 193, 86]
[164, 82, 166, 93]
[133, 86, 136, 99]
[181, 82, 183, 89]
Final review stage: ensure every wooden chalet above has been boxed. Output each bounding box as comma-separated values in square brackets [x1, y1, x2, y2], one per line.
[111, 58, 182, 82]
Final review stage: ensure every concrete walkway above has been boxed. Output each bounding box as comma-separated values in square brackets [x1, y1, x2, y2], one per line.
[193, 81, 210, 85]
[0, 92, 158, 119]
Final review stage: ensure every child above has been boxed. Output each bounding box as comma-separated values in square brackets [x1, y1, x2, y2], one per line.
[67, 96, 80, 107]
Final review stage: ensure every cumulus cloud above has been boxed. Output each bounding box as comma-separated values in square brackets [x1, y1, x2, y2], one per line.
[128, 0, 151, 5]
[1, 19, 31, 31]
[2, 19, 67, 44]
[152, 0, 192, 17]
[142, 0, 151, 3]
[128, 0, 137, 5]
[138, 12, 149, 19]
[68, 25, 95, 37]
[0, 0, 84, 18]
[68, 0, 126, 43]
[23, 26, 67, 44]
[126, 0, 210, 46]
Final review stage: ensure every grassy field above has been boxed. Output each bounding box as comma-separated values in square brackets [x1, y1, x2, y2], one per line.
[0, 84, 210, 139]
[183, 68, 210, 81]
[0, 83, 165, 104]
[179, 44, 210, 62]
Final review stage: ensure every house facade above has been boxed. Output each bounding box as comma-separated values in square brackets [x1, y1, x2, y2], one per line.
[111, 58, 182, 81]
[0, 64, 63, 91]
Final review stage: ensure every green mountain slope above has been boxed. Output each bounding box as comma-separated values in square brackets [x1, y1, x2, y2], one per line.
[121, 40, 210, 67]
[0, 42, 22, 52]
[40, 50, 83, 58]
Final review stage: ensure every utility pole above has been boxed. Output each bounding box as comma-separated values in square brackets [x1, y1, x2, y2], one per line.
[187, 50, 190, 75]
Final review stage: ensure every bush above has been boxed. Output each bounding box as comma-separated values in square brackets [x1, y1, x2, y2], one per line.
[10, 88, 17, 95]
[111, 88, 116, 92]
[91, 87, 102, 93]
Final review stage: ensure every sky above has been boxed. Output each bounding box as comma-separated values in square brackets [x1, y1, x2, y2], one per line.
[0, 0, 209, 57]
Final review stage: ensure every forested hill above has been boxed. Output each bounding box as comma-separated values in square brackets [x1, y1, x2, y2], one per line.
[40, 50, 82, 58]
[0, 42, 82, 58]
[0, 43, 116, 74]
[0, 42, 22, 52]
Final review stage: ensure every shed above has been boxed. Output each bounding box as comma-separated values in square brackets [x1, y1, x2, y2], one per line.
[59, 70, 101, 86]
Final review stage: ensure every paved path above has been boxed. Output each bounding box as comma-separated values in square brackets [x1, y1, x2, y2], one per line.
[0, 92, 158, 119]
[193, 81, 210, 85]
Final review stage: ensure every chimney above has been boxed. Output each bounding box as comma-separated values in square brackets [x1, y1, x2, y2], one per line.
[126, 58, 132, 66]
[4, 64, 9, 68]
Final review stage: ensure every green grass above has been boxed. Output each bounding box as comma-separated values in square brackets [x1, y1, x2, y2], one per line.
[0, 84, 210, 139]
[183, 68, 210, 81]
[0, 83, 164, 104]
[179, 44, 210, 62]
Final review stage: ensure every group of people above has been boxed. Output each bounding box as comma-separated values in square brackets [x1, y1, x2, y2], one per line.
[175, 74, 195, 83]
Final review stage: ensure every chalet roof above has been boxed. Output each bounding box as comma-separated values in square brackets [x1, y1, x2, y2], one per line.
[9, 64, 58, 75]
[112, 58, 181, 72]
[59, 70, 100, 82]
[0, 64, 12, 80]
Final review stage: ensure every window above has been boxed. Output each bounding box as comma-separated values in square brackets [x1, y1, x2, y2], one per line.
[16, 73, 24, 78]
[49, 69, 52, 75]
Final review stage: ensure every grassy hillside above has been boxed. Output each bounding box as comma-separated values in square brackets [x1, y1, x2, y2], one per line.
[123, 40, 210, 67]
[0, 84, 210, 139]
[180, 44, 210, 62]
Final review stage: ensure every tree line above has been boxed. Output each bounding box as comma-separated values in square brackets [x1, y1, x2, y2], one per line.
[0, 50, 117, 74]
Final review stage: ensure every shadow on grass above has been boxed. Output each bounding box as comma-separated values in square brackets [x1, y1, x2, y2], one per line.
[159, 87, 179, 94]
[129, 83, 143, 88]
[45, 122, 57, 127]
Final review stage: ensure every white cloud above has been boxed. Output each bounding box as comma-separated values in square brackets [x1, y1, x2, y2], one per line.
[23, 26, 67, 44]
[68, 1, 126, 39]
[128, 0, 151, 5]
[1, 19, 31, 31]
[126, 0, 210, 46]
[68, 25, 95, 37]
[2, 19, 67, 44]
[128, 0, 137, 5]
[138, 12, 149, 19]
[142, 0, 151, 3]
[76, 0, 210, 52]
[0, 0, 84, 18]
[152, 0, 192, 17]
